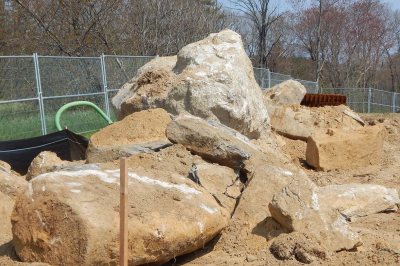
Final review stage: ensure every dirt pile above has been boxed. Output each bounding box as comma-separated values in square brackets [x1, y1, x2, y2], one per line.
[86, 108, 172, 163]
[6, 110, 400, 266]
[269, 232, 329, 264]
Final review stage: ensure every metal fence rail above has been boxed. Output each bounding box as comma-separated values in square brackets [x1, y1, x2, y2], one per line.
[0, 54, 154, 140]
[321, 88, 399, 113]
[253, 67, 319, 93]
[1, 54, 397, 141]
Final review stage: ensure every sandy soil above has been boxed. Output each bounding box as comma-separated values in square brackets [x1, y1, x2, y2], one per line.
[1, 114, 399, 266]
[90, 108, 171, 148]
[275, 113, 400, 265]
[168, 114, 400, 265]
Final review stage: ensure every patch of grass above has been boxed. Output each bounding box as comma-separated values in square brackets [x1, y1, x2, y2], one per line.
[0, 102, 114, 141]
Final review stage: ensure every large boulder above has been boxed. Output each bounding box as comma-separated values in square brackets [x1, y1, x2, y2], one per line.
[263, 80, 307, 113]
[269, 180, 400, 251]
[306, 125, 386, 171]
[270, 105, 364, 141]
[166, 115, 261, 169]
[113, 29, 270, 139]
[0, 162, 32, 265]
[11, 162, 229, 265]
[86, 109, 172, 163]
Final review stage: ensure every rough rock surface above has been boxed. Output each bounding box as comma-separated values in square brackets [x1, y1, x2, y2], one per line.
[318, 184, 399, 220]
[166, 115, 261, 169]
[263, 80, 306, 113]
[26, 152, 70, 181]
[270, 232, 329, 264]
[87, 108, 172, 163]
[1, 190, 14, 247]
[172, 145, 313, 265]
[195, 163, 240, 215]
[11, 163, 229, 266]
[1, 164, 41, 266]
[113, 29, 270, 139]
[1, 165, 27, 199]
[270, 105, 364, 140]
[112, 56, 178, 117]
[108, 144, 244, 215]
[306, 125, 386, 171]
[0, 160, 12, 173]
[269, 179, 400, 251]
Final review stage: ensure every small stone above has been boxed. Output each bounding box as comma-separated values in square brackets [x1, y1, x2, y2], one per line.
[246, 254, 257, 262]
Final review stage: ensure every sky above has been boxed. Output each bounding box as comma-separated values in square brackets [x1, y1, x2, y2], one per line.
[383, 0, 400, 10]
[219, 0, 400, 11]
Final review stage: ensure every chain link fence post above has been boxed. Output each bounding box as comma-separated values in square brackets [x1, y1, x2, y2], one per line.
[367, 88, 372, 113]
[33, 53, 47, 135]
[100, 54, 111, 118]
[267, 68, 271, 88]
[392, 92, 396, 113]
[260, 69, 265, 89]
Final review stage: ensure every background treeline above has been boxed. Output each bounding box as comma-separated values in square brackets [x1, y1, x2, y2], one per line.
[0, 0, 399, 91]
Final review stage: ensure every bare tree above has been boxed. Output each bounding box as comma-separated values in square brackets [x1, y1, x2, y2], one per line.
[1, 0, 228, 56]
[230, 0, 285, 69]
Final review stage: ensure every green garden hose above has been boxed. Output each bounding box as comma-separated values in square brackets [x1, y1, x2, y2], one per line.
[55, 101, 113, 131]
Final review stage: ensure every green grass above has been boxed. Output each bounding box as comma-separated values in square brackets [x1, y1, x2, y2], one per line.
[0, 103, 115, 141]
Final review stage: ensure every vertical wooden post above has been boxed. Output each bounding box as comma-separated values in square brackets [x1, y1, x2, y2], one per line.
[120, 158, 128, 266]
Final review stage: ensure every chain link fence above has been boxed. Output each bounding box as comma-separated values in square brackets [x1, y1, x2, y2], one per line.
[2, 54, 397, 141]
[321, 88, 399, 113]
[0, 54, 154, 140]
[253, 68, 319, 93]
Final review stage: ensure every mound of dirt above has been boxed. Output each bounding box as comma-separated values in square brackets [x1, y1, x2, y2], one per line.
[87, 108, 172, 163]
[270, 232, 329, 264]
[90, 108, 171, 148]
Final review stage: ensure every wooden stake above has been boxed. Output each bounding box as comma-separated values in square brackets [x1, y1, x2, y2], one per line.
[120, 157, 128, 266]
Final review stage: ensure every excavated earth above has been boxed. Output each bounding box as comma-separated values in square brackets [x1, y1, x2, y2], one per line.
[155, 114, 400, 266]
[1, 29, 399, 265]
[2, 113, 399, 266]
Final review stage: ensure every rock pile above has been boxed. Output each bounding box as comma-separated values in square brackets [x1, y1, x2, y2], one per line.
[2, 29, 399, 266]
[112, 29, 269, 139]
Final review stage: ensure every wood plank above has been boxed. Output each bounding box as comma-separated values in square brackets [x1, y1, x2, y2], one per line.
[120, 157, 128, 266]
